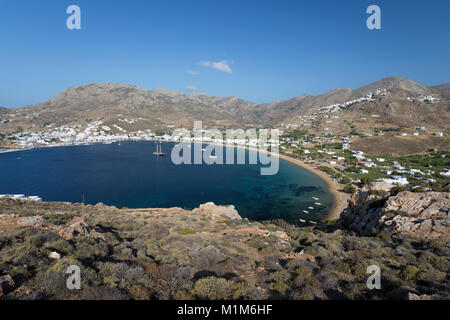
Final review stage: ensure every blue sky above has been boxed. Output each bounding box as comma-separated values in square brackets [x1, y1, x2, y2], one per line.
[1, 0, 449, 107]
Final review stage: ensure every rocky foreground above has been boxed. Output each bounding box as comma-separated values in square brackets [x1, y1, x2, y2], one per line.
[339, 182, 450, 245]
[0, 192, 449, 300]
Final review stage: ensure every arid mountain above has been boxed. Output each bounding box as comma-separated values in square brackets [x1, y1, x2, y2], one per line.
[432, 84, 450, 100]
[258, 88, 353, 124]
[276, 77, 449, 148]
[0, 77, 449, 141]
[5, 83, 261, 132]
[351, 76, 433, 98]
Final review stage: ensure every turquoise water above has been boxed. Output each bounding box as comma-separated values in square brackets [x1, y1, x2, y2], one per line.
[0, 142, 333, 222]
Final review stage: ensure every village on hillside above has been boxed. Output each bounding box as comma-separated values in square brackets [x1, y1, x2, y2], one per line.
[0, 88, 449, 197]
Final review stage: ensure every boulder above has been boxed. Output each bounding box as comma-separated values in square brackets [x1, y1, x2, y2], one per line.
[408, 293, 448, 300]
[193, 202, 242, 221]
[0, 275, 15, 296]
[338, 191, 449, 244]
[48, 251, 61, 260]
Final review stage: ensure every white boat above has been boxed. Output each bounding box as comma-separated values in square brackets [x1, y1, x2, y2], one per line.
[302, 210, 309, 214]
[312, 197, 319, 201]
[308, 207, 314, 210]
[26, 196, 42, 202]
[314, 202, 322, 206]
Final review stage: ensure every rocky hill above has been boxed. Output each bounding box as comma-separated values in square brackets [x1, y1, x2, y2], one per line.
[338, 181, 450, 244]
[0, 76, 448, 155]
[351, 76, 434, 98]
[1, 83, 261, 132]
[0, 77, 448, 132]
[0, 197, 448, 300]
[432, 84, 450, 100]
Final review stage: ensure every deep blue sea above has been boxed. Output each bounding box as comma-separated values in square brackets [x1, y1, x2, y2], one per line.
[0, 142, 333, 222]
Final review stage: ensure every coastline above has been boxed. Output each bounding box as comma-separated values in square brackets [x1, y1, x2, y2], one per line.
[240, 145, 348, 221]
[0, 140, 348, 220]
[277, 154, 349, 220]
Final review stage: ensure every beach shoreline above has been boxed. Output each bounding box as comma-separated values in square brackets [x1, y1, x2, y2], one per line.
[277, 154, 349, 220]
[239, 145, 348, 220]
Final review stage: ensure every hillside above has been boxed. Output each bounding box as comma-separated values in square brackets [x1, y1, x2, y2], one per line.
[0, 76, 449, 154]
[432, 84, 450, 100]
[0, 83, 261, 133]
[0, 195, 448, 300]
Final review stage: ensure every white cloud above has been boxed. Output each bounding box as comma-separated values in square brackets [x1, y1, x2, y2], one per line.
[198, 60, 232, 74]
[186, 85, 198, 91]
[186, 70, 200, 75]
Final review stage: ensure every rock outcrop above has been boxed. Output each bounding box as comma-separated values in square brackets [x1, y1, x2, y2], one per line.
[192, 202, 242, 221]
[338, 183, 449, 244]
[58, 217, 105, 241]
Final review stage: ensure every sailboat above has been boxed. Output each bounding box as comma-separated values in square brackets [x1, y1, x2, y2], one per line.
[153, 141, 166, 156]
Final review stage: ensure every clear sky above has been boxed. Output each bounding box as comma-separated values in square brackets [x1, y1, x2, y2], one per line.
[1, 0, 449, 107]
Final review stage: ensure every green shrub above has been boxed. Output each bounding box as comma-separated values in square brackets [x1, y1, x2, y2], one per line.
[193, 277, 233, 300]
[178, 228, 195, 236]
[401, 265, 420, 281]
[343, 185, 356, 194]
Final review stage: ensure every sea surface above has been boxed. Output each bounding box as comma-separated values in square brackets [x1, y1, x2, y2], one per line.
[0, 142, 333, 222]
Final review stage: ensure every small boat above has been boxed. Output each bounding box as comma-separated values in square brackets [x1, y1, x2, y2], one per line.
[308, 207, 314, 210]
[314, 202, 322, 206]
[299, 219, 306, 223]
[302, 210, 309, 214]
[153, 141, 166, 156]
[312, 197, 319, 201]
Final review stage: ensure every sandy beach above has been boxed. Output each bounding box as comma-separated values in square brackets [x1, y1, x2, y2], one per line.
[276, 154, 349, 220]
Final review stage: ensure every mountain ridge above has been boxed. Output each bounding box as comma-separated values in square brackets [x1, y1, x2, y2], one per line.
[1, 76, 449, 139]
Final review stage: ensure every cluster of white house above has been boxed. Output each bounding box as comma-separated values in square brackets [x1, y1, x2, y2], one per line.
[317, 88, 387, 113]
[407, 95, 440, 103]
[0, 194, 42, 201]
[3, 120, 283, 151]
[399, 131, 444, 137]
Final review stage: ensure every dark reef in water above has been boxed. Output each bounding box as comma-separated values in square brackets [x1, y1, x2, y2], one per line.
[288, 184, 324, 197]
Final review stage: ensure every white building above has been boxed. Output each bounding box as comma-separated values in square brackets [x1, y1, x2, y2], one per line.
[440, 170, 450, 177]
